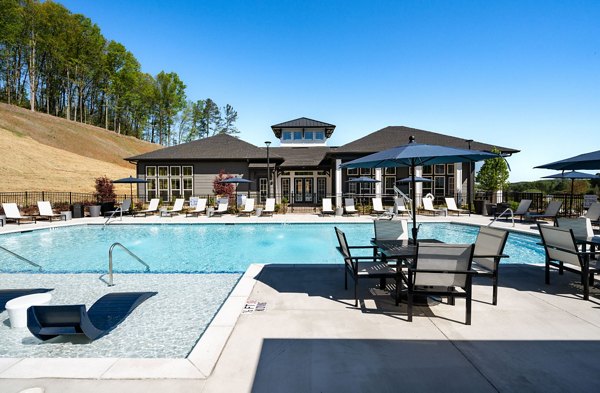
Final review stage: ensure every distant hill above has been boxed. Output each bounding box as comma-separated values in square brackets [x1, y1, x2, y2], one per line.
[0, 103, 160, 193]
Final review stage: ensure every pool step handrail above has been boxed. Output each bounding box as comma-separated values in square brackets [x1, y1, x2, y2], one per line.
[0, 245, 42, 271]
[393, 185, 413, 219]
[488, 208, 515, 227]
[102, 208, 123, 229]
[105, 242, 150, 287]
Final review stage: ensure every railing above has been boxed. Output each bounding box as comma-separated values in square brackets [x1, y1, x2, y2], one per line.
[103, 207, 125, 228]
[488, 208, 515, 227]
[104, 242, 150, 287]
[0, 245, 42, 271]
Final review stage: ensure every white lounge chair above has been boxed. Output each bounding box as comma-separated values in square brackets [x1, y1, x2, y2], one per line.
[238, 198, 255, 216]
[394, 197, 410, 216]
[321, 198, 335, 215]
[135, 198, 160, 217]
[37, 201, 65, 222]
[445, 197, 470, 216]
[371, 198, 387, 216]
[421, 197, 442, 216]
[2, 203, 36, 225]
[186, 198, 207, 217]
[164, 198, 185, 217]
[212, 198, 229, 216]
[104, 199, 132, 217]
[344, 198, 359, 216]
[261, 198, 275, 216]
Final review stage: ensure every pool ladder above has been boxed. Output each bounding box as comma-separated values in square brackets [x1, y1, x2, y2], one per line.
[0, 245, 42, 271]
[488, 208, 515, 227]
[104, 242, 150, 287]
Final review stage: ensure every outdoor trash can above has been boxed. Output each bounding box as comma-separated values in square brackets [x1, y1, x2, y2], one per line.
[89, 205, 101, 217]
[71, 203, 84, 218]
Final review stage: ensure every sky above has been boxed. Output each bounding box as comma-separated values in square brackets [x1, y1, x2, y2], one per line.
[58, 0, 600, 182]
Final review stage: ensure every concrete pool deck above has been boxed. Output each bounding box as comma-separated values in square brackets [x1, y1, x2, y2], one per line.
[2, 213, 599, 392]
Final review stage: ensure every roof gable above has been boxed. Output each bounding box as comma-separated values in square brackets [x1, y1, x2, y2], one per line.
[127, 134, 282, 161]
[334, 126, 519, 155]
[271, 117, 336, 138]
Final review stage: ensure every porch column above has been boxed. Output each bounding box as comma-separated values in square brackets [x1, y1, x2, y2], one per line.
[415, 166, 423, 208]
[335, 159, 342, 208]
[375, 168, 382, 197]
[455, 163, 463, 206]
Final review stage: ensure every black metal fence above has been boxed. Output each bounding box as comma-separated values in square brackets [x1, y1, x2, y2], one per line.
[0, 192, 141, 208]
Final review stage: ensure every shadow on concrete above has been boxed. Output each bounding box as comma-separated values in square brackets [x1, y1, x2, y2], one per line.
[250, 338, 600, 393]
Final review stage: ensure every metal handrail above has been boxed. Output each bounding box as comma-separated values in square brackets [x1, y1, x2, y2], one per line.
[102, 208, 123, 229]
[488, 208, 515, 227]
[106, 242, 150, 286]
[0, 245, 42, 271]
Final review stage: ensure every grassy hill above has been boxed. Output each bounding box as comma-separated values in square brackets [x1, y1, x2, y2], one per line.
[0, 103, 160, 193]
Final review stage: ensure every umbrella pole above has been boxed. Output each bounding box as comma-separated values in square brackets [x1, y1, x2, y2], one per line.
[570, 179, 574, 217]
[411, 163, 418, 241]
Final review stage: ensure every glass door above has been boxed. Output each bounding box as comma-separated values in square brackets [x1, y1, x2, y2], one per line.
[294, 178, 314, 203]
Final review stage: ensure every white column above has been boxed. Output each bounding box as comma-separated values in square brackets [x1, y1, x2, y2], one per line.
[455, 163, 463, 205]
[335, 159, 343, 208]
[415, 166, 423, 208]
[375, 168, 383, 197]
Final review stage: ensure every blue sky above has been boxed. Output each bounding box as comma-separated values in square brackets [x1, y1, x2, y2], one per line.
[59, 0, 600, 182]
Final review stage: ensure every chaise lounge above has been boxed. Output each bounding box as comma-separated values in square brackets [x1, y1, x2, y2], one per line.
[37, 201, 66, 222]
[135, 198, 160, 217]
[524, 200, 562, 225]
[1, 203, 36, 225]
[186, 198, 207, 217]
[27, 291, 157, 341]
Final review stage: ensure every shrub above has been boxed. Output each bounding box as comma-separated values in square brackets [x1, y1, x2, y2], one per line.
[94, 176, 116, 202]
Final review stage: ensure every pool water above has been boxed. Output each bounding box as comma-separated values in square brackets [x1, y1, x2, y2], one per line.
[0, 223, 545, 273]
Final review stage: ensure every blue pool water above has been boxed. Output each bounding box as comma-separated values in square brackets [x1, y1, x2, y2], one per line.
[0, 223, 545, 273]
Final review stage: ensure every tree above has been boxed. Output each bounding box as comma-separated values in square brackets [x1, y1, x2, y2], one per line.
[94, 175, 115, 202]
[155, 71, 186, 145]
[219, 104, 238, 135]
[476, 148, 509, 202]
[212, 170, 234, 196]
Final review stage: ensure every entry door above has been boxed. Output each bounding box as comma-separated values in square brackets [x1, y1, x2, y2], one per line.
[294, 178, 314, 203]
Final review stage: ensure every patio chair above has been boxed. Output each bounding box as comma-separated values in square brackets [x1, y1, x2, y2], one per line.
[335, 227, 398, 307]
[135, 198, 160, 217]
[557, 217, 594, 240]
[238, 198, 255, 216]
[584, 202, 600, 228]
[472, 227, 509, 305]
[211, 198, 229, 216]
[371, 198, 387, 216]
[37, 201, 66, 222]
[1, 288, 53, 312]
[524, 200, 562, 225]
[445, 197, 470, 216]
[103, 199, 132, 217]
[164, 198, 185, 217]
[186, 198, 207, 217]
[538, 224, 599, 301]
[373, 219, 409, 241]
[344, 198, 359, 216]
[261, 198, 275, 216]
[1, 203, 36, 225]
[394, 197, 410, 216]
[421, 197, 443, 216]
[321, 198, 335, 215]
[27, 292, 157, 341]
[512, 199, 533, 222]
[401, 243, 475, 324]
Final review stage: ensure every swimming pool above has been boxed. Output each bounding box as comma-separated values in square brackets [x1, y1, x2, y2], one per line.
[0, 223, 545, 273]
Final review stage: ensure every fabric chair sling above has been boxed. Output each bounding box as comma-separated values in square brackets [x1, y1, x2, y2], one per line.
[472, 227, 509, 305]
[261, 198, 275, 216]
[136, 198, 160, 217]
[374, 219, 409, 241]
[165, 198, 185, 216]
[238, 198, 255, 216]
[1, 203, 36, 225]
[371, 198, 386, 215]
[445, 197, 470, 216]
[422, 198, 442, 215]
[403, 243, 475, 324]
[37, 201, 65, 222]
[513, 199, 532, 221]
[321, 198, 334, 215]
[186, 198, 207, 217]
[344, 198, 359, 216]
[212, 199, 229, 216]
[526, 201, 562, 224]
[394, 197, 410, 216]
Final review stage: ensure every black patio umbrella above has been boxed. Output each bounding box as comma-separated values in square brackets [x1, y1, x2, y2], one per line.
[542, 171, 600, 215]
[341, 136, 499, 240]
[535, 149, 600, 171]
[219, 177, 254, 206]
[112, 176, 148, 200]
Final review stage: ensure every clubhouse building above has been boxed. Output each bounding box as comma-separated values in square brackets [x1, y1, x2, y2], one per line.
[127, 118, 518, 208]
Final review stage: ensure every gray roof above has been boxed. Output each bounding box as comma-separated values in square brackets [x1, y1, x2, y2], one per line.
[127, 134, 282, 161]
[333, 126, 520, 155]
[271, 117, 336, 138]
[271, 146, 333, 168]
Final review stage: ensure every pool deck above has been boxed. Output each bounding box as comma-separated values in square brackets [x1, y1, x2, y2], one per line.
[2, 213, 600, 392]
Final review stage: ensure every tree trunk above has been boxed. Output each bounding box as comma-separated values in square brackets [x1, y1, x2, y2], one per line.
[28, 29, 36, 111]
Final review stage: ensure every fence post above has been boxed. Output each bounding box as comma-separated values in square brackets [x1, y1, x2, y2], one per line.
[69, 192, 72, 205]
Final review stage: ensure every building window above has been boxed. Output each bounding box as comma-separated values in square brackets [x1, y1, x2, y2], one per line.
[423, 165, 432, 175]
[170, 166, 181, 176]
[447, 164, 455, 174]
[146, 166, 156, 177]
[348, 181, 358, 194]
[385, 167, 396, 175]
[422, 176, 432, 195]
[448, 176, 455, 197]
[171, 178, 181, 198]
[304, 131, 313, 140]
[435, 164, 445, 175]
[346, 168, 359, 176]
[384, 177, 396, 195]
[293, 131, 302, 140]
[259, 178, 268, 202]
[147, 178, 157, 200]
[434, 176, 445, 197]
[183, 178, 193, 198]
[317, 177, 326, 202]
[145, 164, 193, 201]
[315, 131, 324, 140]
[283, 132, 292, 140]
[281, 178, 291, 201]
[158, 166, 168, 177]
[360, 168, 371, 176]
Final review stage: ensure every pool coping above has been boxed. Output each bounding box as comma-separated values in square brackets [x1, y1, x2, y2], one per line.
[0, 263, 264, 380]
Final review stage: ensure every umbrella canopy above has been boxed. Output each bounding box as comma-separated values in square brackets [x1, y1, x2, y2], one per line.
[218, 177, 254, 184]
[346, 176, 381, 183]
[542, 171, 600, 215]
[341, 136, 499, 240]
[112, 176, 148, 200]
[535, 150, 600, 171]
[396, 176, 432, 183]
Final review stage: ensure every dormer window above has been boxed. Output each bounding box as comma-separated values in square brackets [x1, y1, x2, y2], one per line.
[283, 132, 292, 140]
[304, 131, 313, 140]
[315, 131, 324, 140]
[293, 131, 302, 140]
